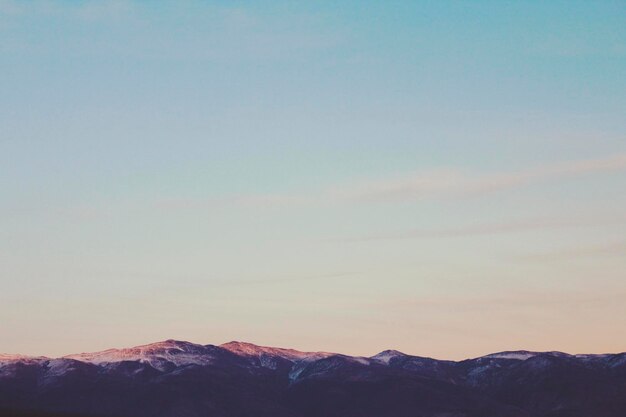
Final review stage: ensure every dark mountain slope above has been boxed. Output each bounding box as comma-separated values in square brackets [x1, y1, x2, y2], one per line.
[1, 341, 624, 417]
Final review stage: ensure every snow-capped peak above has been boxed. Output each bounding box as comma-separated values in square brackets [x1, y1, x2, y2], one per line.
[482, 351, 538, 361]
[63, 340, 218, 370]
[220, 341, 332, 362]
[371, 350, 407, 364]
[481, 350, 571, 361]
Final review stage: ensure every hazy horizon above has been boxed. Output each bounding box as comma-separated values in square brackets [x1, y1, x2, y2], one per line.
[1, 0, 625, 361]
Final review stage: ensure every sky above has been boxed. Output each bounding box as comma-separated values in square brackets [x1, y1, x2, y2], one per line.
[1, 0, 625, 360]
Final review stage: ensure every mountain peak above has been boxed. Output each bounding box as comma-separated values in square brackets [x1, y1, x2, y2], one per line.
[220, 341, 262, 351]
[371, 350, 407, 364]
[62, 339, 217, 369]
[481, 350, 539, 360]
[481, 350, 571, 361]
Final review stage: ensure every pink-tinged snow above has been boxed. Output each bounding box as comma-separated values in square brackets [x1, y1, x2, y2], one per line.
[2, 340, 623, 376]
[220, 341, 333, 362]
[63, 340, 217, 370]
[0, 353, 48, 364]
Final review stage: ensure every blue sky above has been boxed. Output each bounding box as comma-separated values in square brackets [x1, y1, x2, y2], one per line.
[1, 0, 625, 359]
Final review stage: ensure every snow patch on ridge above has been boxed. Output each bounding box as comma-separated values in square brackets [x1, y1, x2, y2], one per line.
[0, 353, 48, 364]
[371, 350, 407, 364]
[64, 340, 217, 370]
[221, 341, 332, 362]
[483, 351, 538, 361]
[481, 351, 574, 362]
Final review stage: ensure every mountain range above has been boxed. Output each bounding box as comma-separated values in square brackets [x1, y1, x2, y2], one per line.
[1, 339, 625, 417]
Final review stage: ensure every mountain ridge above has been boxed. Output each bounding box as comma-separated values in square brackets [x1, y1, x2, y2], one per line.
[1, 339, 625, 417]
[2, 339, 622, 363]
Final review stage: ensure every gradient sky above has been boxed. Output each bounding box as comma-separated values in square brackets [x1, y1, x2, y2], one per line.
[1, 0, 625, 360]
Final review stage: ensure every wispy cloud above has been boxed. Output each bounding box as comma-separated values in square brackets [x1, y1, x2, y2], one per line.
[335, 153, 626, 203]
[217, 152, 626, 208]
[333, 214, 626, 242]
[373, 288, 626, 316]
[519, 241, 626, 262]
[67, 152, 626, 219]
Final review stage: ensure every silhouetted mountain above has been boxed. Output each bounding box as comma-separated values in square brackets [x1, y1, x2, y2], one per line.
[1, 341, 625, 417]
